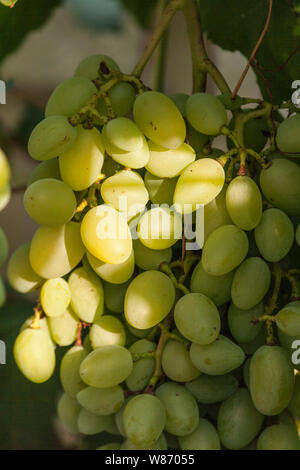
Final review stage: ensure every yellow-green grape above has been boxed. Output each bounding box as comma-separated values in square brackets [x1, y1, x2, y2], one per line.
[80, 204, 132, 265]
[45, 77, 97, 117]
[155, 382, 199, 437]
[254, 208, 294, 262]
[231, 257, 271, 310]
[78, 408, 112, 435]
[103, 415, 120, 436]
[121, 434, 167, 450]
[87, 249, 134, 284]
[133, 239, 172, 271]
[74, 54, 119, 80]
[185, 374, 239, 404]
[0, 183, 11, 211]
[169, 92, 188, 117]
[202, 225, 249, 276]
[103, 130, 150, 169]
[80, 344, 133, 388]
[101, 155, 123, 177]
[137, 207, 182, 250]
[97, 443, 121, 450]
[260, 159, 300, 216]
[190, 260, 234, 307]
[190, 335, 245, 375]
[144, 171, 177, 206]
[126, 339, 156, 391]
[0, 276, 5, 307]
[28, 159, 61, 185]
[226, 176, 262, 231]
[59, 126, 105, 191]
[174, 293, 220, 345]
[188, 125, 209, 153]
[68, 267, 104, 323]
[0, 227, 8, 266]
[90, 315, 126, 348]
[20, 316, 55, 348]
[145, 142, 195, 178]
[60, 345, 88, 397]
[123, 394, 166, 446]
[174, 158, 225, 214]
[127, 325, 153, 339]
[161, 340, 200, 382]
[40, 277, 71, 318]
[276, 114, 300, 153]
[97, 82, 136, 117]
[239, 326, 266, 356]
[24, 179, 77, 226]
[288, 374, 300, 419]
[28, 116, 77, 161]
[30, 222, 85, 279]
[115, 397, 134, 437]
[0, 148, 11, 188]
[77, 385, 124, 415]
[7, 243, 43, 293]
[125, 270, 176, 329]
[179, 418, 220, 450]
[250, 345, 295, 416]
[275, 301, 300, 336]
[103, 280, 130, 313]
[103, 117, 144, 152]
[257, 425, 300, 450]
[186, 93, 227, 135]
[133, 91, 186, 149]
[228, 302, 264, 344]
[217, 388, 264, 450]
[203, 185, 232, 241]
[57, 393, 81, 433]
[13, 328, 55, 383]
[48, 307, 79, 346]
[297, 224, 300, 246]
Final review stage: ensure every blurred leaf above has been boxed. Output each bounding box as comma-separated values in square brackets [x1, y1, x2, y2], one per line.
[0, 0, 62, 64]
[121, 0, 158, 28]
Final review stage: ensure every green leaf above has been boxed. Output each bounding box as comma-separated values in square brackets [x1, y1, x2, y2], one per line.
[120, 0, 158, 28]
[198, 0, 300, 103]
[0, 0, 62, 64]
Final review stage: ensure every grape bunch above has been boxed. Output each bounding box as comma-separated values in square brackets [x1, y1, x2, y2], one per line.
[7, 53, 300, 451]
[0, 148, 10, 309]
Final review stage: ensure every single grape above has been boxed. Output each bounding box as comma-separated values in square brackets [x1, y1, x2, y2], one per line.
[97, 82, 136, 117]
[190, 260, 234, 306]
[188, 125, 209, 153]
[28, 159, 61, 185]
[226, 176, 262, 231]
[78, 408, 112, 435]
[40, 277, 71, 318]
[57, 393, 81, 433]
[87, 249, 134, 284]
[186, 93, 227, 135]
[103, 131, 150, 169]
[7, 243, 43, 293]
[146, 141, 195, 178]
[137, 207, 182, 250]
[60, 345, 88, 398]
[74, 54, 119, 80]
[48, 307, 79, 346]
[103, 117, 144, 152]
[257, 424, 300, 450]
[179, 418, 220, 450]
[228, 302, 264, 344]
[133, 239, 172, 271]
[276, 113, 300, 153]
[121, 434, 167, 450]
[77, 385, 124, 415]
[126, 339, 156, 391]
[275, 301, 300, 336]
[169, 92, 189, 117]
[185, 374, 239, 404]
[89, 315, 126, 348]
[203, 184, 232, 241]
[144, 171, 177, 206]
[161, 340, 200, 382]
[103, 280, 130, 313]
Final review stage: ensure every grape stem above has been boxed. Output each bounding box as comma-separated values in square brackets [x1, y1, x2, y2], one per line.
[30, 301, 43, 330]
[284, 271, 300, 301]
[153, 0, 169, 92]
[160, 262, 190, 295]
[264, 263, 282, 345]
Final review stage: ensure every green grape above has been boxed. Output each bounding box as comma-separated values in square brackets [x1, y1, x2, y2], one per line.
[137, 207, 182, 250]
[260, 159, 300, 216]
[217, 93, 243, 111]
[80, 344, 133, 388]
[103, 130, 150, 169]
[186, 93, 227, 135]
[155, 382, 199, 437]
[169, 92, 188, 117]
[124, 270, 175, 329]
[174, 293, 220, 345]
[40, 277, 71, 317]
[20, 315, 55, 348]
[48, 307, 79, 346]
[133, 91, 186, 149]
[188, 125, 209, 153]
[24, 178, 76, 226]
[190, 335, 245, 375]
[190, 260, 234, 307]
[239, 325, 266, 356]
[78, 408, 112, 435]
[77, 385, 124, 416]
[227, 116, 268, 153]
[68, 267, 104, 323]
[115, 397, 134, 437]
[45, 77, 97, 117]
[57, 393, 81, 433]
[174, 158, 225, 213]
[74, 54, 119, 80]
[202, 225, 249, 276]
[30, 221, 85, 279]
[185, 374, 239, 404]
[127, 325, 153, 339]
[250, 345, 295, 416]
[104, 414, 120, 436]
[81, 204, 132, 265]
[87, 249, 134, 284]
[28, 116, 77, 161]
[7, 243, 43, 293]
[0, 183, 11, 211]
[13, 328, 55, 383]
[126, 339, 156, 391]
[254, 208, 294, 262]
[144, 171, 177, 206]
[161, 340, 201, 382]
[96, 443, 121, 450]
[0, 148, 10, 188]
[59, 126, 105, 191]
[179, 418, 220, 450]
[296, 224, 300, 246]
[97, 82, 136, 117]
[28, 159, 61, 185]
[231, 257, 271, 310]
[90, 315, 126, 348]
[276, 114, 300, 153]
[0, 276, 5, 308]
[121, 434, 167, 450]
[217, 388, 264, 450]
[288, 374, 300, 419]
[103, 280, 130, 313]
[133, 239, 172, 271]
[145, 141, 195, 178]
[103, 117, 144, 152]
[60, 345, 88, 397]
[101, 155, 123, 177]
[275, 301, 300, 336]
[226, 176, 262, 231]
[257, 424, 300, 450]
[123, 394, 166, 446]
[203, 185, 232, 241]
[0, 227, 8, 266]
[228, 302, 264, 344]
[83, 334, 93, 352]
